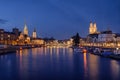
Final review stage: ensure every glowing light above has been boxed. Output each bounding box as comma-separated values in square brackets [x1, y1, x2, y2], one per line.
[83, 52, 87, 77]
[116, 48, 119, 50]
[83, 49, 87, 53]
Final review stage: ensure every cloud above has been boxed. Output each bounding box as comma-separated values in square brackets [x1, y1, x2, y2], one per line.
[0, 19, 8, 24]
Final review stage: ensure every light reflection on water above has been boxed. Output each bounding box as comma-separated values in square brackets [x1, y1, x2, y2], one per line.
[110, 60, 120, 80]
[0, 47, 120, 80]
[88, 54, 99, 80]
[83, 53, 87, 78]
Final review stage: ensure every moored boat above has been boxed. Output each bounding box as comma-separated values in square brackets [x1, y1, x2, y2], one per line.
[73, 47, 87, 53]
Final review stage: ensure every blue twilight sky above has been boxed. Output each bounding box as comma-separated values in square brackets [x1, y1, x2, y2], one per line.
[0, 0, 120, 39]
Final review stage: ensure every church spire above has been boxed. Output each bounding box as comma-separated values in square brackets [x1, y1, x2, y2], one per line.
[23, 23, 28, 36]
[32, 27, 37, 38]
[93, 22, 97, 33]
[89, 22, 93, 34]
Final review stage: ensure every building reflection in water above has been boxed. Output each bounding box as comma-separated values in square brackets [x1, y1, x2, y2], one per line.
[32, 48, 37, 56]
[19, 49, 23, 61]
[16, 49, 29, 79]
[43, 47, 47, 55]
[56, 47, 59, 58]
[19, 49, 23, 77]
[50, 47, 53, 56]
[1, 47, 120, 80]
[88, 54, 99, 80]
[31, 48, 37, 69]
[83, 52, 87, 77]
[110, 60, 120, 80]
[38, 47, 43, 54]
[63, 47, 65, 54]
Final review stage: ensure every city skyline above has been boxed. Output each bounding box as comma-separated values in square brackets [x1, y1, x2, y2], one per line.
[0, 0, 120, 39]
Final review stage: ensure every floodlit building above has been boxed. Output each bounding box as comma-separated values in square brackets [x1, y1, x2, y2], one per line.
[0, 28, 20, 45]
[98, 30, 115, 42]
[23, 23, 28, 36]
[31, 38, 44, 45]
[18, 23, 30, 45]
[89, 22, 97, 34]
[32, 28, 37, 38]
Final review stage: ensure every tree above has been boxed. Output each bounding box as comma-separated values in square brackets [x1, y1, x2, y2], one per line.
[72, 33, 80, 46]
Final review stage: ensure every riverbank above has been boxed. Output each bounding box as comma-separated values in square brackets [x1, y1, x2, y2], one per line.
[0, 45, 42, 55]
[90, 52, 120, 60]
[87, 47, 120, 60]
[72, 46, 120, 60]
[0, 47, 16, 55]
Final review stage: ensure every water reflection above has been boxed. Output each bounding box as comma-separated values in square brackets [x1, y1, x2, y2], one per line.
[110, 60, 120, 80]
[83, 53, 87, 77]
[32, 48, 37, 55]
[88, 54, 99, 80]
[0, 47, 120, 80]
[50, 47, 53, 56]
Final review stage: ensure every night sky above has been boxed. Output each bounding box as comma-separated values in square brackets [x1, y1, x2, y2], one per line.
[0, 0, 120, 39]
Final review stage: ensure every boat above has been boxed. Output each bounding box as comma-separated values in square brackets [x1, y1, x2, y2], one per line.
[93, 47, 102, 54]
[113, 48, 120, 54]
[73, 47, 87, 53]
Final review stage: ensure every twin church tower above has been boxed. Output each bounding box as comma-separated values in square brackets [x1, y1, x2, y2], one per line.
[89, 22, 98, 34]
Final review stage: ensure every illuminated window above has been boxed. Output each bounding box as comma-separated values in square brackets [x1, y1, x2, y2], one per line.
[0, 31, 4, 33]
[1, 38, 3, 40]
[1, 34, 3, 36]
[8, 35, 10, 37]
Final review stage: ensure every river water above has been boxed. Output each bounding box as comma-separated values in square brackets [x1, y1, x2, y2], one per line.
[0, 47, 120, 80]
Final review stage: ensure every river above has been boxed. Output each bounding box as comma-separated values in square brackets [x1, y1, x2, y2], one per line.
[0, 47, 120, 80]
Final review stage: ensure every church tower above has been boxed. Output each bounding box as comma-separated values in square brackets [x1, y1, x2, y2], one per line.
[93, 22, 97, 33]
[89, 22, 97, 34]
[32, 28, 37, 38]
[89, 22, 93, 34]
[23, 23, 28, 36]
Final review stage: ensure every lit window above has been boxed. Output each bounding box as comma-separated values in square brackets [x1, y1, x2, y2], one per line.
[1, 38, 3, 40]
[8, 35, 10, 37]
[1, 34, 3, 36]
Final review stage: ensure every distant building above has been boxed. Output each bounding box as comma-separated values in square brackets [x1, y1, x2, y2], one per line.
[87, 33, 99, 43]
[0, 28, 20, 45]
[18, 23, 30, 45]
[12, 28, 20, 39]
[98, 30, 115, 42]
[31, 27, 44, 45]
[114, 33, 120, 42]
[89, 22, 97, 34]
[23, 23, 28, 36]
[31, 38, 44, 45]
[32, 28, 37, 38]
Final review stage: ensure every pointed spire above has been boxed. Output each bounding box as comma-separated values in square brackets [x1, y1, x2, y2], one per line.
[90, 21, 93, 28]
[93, 22, 97, 33]
[93, 22, 96, 28]
[89, 21, 93, 34]
[23, 22, 28, 36]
